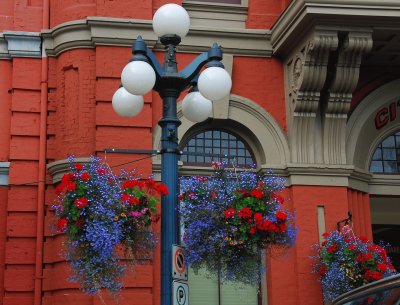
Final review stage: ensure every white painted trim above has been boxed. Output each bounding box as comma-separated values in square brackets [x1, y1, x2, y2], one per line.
[317, 206, 326, 244]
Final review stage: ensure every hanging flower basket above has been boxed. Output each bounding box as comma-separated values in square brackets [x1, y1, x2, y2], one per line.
[53, 157, 167, 294]
[311, 226, 397, 302]
[179, 162, 296, 285]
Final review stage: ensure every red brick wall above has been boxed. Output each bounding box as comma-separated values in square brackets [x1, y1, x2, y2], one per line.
[2, 56, 42, 305]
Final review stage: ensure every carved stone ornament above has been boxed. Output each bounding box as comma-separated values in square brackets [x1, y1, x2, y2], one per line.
[285, 28, 372, 165]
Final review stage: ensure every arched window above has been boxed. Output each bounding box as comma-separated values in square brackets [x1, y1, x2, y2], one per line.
[180, 129, 255, 167]
[370, 130, 400, 173]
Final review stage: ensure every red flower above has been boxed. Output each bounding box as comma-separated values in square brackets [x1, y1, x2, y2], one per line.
[145, 179, 156, 189]
[61, 173, 73, 185]
[344, 237, 352, 243]
[377, 263, 387, 272]
[272, 193, 284, 204]
[327, 245, 338, 253]
[55, 184, 65, 195]
[74, 164, 83, 171]
[360, 236, 368, 243]
[81, 172, 90, 181]
[121, 193, 131, 203]
[356, 254, 365, 263]
[278, 223, 287, 232]
[322, 232, 329, 237]
[67, 182, 76, 191]
[57, 217, 68, 232]
[237, 190, 248, 196]
[348, 244, 356, 250]
[365, 270, 382, 281]
[249, 227, 256, 235]
[156, 184, 169, 195]
[367, 245, 376, 252]
[211, 191, 217, 198]
[97, 168, 106, 175]
[129, 197, 140, 205]
[319, 265, 328, 276]
[364, 253, 374, 261]
[275, 211, 287, 222]
[257, 219, 270, 231]
[238, 207, 253, 219]
[178, 193, 186, 200]
[253, 212, 263, 223]
[250, 189, 263, 199]
[224, 208, 236, 219]
[74, 197, 88, 209]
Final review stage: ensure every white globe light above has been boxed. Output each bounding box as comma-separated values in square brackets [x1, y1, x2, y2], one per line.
[153, 4, 190, 38]
[198, 67, 232, 101]
[112, 87, 144, 117]
[182, 92, 212, 123]
[121, 61, 156, 95]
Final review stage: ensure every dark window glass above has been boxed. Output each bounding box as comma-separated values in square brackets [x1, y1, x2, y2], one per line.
[181, 129, 255, 167]
[370, 131, 400, 173]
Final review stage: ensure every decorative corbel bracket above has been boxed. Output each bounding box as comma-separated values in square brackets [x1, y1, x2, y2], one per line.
[323, 30, 373, 164]
[285, 27, 373, 165]
[285, 28, 338, 164]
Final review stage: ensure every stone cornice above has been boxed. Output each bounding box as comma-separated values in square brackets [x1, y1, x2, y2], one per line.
[272, 0, 400, 57]
[369, 174, 400, 195]
[41, 17, 271, 57]
[0, 31, 42, 59]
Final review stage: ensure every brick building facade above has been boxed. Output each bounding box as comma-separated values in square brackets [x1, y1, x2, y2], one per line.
[0, 0, 399, 305]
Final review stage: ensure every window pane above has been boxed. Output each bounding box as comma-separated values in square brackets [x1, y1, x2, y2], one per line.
[369, 130, 400, 174]
[383, 148, 396, 160]
[383, 161, 397, 173]
[188, 268, 218, 305]
[382, 136, 395, 148]
[372, 148, 382, 160]
[370, 161, 383, 173]
[221, 282, 258, 305]
[181, 129, 255, 166]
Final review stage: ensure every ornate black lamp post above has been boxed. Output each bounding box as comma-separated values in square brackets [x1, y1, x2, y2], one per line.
[112, 4, 232, 305]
